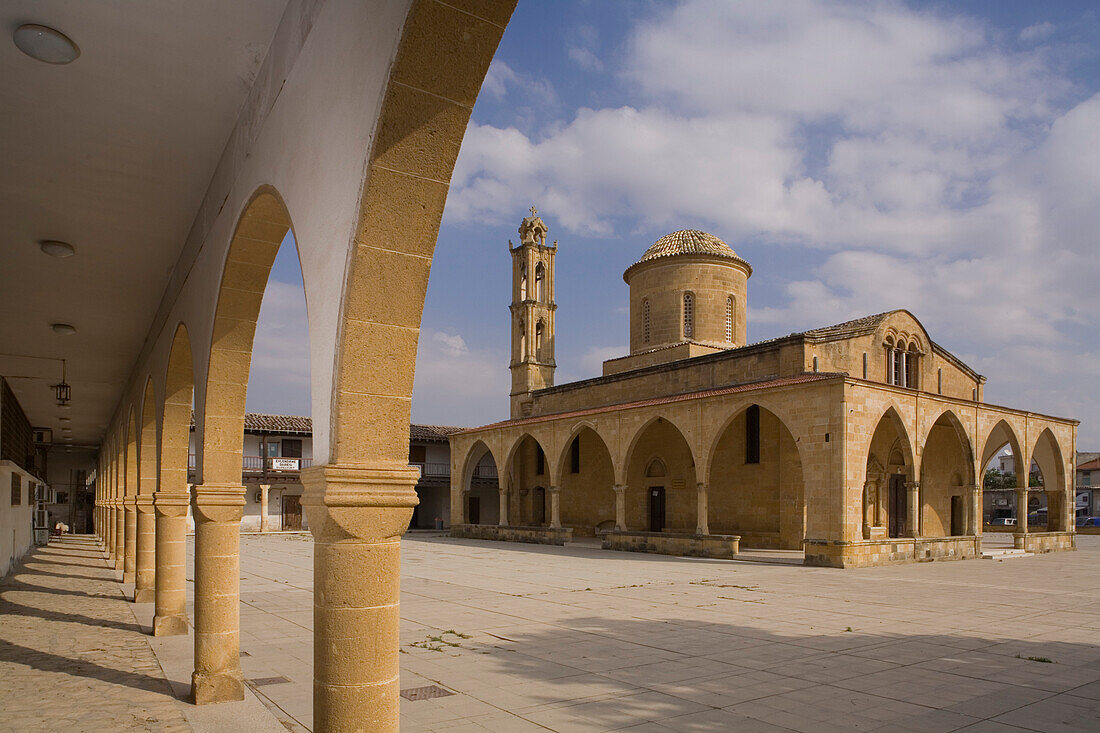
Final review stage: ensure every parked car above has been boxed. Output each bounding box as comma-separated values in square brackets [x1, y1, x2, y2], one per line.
[1027, 510, 1047, 525]
[1077, 516, 1100, 527]
[988, 517, 1016, 526]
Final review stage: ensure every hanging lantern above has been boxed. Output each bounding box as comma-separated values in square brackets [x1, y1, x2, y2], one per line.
[52, 360, 71, 406]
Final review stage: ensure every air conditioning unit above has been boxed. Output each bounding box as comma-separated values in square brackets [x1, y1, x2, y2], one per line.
[32, 428, 52, 444]
[34, 484, 52, 503]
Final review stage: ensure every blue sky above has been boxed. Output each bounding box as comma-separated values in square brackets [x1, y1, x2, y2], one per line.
[250, 0, 1100, 447]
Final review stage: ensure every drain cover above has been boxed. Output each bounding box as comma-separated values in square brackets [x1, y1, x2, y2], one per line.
[400, 685, 454, 701]
[248, 676, 290, 687]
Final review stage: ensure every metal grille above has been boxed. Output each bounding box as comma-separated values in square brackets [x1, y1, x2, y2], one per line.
[248, 676, 290, 687]
[400, 685, 454, 701]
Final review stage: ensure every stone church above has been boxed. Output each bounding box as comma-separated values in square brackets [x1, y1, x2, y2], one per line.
[450, 210, 1078, 567]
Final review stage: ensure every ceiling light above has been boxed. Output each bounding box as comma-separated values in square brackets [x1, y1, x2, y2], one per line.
[51, 323, 76, 335]
[39, 240, 75, 258]
[13, 24, 80, 65]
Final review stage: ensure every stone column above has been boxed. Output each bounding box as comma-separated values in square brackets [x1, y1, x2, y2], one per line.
[1012, 486, 1029, 550]
[259, 484, 271, 533]
[696, 482, 709, 535]
[549, 486, 561, 529]
[906, 481, 920, 538]
[966, 486, 980, 536]
[191, 483, 246, 704]
[862, 481, 874, 539]
[114, 500, 126, 572]
[124, 498, 137, 584]
[134, 495, 156, 602]
[153, 487, 190, 635]
[107, 502, 115, 561]
[498, 486, 509, 527]
[613, 484, 626, 531]
[301, 464, 418, 732]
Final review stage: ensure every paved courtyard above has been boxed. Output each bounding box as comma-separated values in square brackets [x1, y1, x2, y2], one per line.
[5, 534, 1100, 731]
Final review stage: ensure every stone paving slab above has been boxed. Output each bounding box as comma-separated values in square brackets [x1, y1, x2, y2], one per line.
[0, 536, 189, 733]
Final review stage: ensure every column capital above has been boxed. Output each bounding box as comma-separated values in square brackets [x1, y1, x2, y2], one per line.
[301, 464, 419, 543]
[906, 481, 920, 491]
[192, 483, 245, 523]
[136, 494, 155, 512]
[612, 484, 626, 495]
[259, 483, 272, 490]
[549, 485, 561, 496]
[124, 496, 138, 508]
[154, 490, 191, 517]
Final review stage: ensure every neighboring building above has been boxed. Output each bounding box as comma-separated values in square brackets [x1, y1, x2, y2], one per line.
[0, 378, 46, 576]
[1078, 454, 1100, 517]
[450, 212, 1078, 568]
[187, 414, 464, 531]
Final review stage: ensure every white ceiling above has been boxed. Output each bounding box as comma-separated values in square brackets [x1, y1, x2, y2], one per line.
[0, 1, 289, 448]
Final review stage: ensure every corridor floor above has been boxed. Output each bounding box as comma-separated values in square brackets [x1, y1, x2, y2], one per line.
[5, 534, 1100, 731]
[0, 536, 189, 732]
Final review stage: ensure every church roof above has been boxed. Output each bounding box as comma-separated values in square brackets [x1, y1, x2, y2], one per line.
[632, 230, 751, 270]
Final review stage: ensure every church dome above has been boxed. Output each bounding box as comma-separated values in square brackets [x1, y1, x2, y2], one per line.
[634, 230, 747, 267]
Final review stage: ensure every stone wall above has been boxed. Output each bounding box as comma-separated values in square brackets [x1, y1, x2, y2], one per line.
[1019, 531, 1076, 554]
[805, 536, 981, 568]
[450, 524, 572, 546]
[602, 530, 739, 558]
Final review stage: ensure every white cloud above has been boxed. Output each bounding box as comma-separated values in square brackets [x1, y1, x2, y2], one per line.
[448, 0, 1100, 443]
[1019, 21, 1055, 43]
[567, 24, 604, 72]
[412, 329, 510, 427]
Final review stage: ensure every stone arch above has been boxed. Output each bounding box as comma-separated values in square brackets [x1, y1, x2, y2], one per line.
[460, 439, 500, 526]
[502, 432, 553, 526]
[139, 378, 159, 498]
[555, 422, 617, 534]
[153, 322, 195, 636]
[122, 405, 138, 584]
[918, 409, 974, 537]
[980, 420, 1026, 527]
[200, 186, 296, 487]
[623, 415, 697, 533]
[864, 406, 916, 539]
[1031, 428, 1068, 530]
[701, 398, 807, 480]
[706, 403, 805, 549]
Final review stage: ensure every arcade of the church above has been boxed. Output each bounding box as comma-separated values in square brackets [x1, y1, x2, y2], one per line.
[449, 211, 1078, 567]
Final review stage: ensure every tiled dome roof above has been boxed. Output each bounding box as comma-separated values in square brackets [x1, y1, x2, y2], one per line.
[634, 230, 747, 266]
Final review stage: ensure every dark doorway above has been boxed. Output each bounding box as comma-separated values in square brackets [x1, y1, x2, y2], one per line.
[950, 495, 964, 536]
[468, 496, 481, 525]
[532, 487, 545, 525]
[888, 475, 906, 538]
[648, 487, 665, 532]
[282, 494, 302, 531]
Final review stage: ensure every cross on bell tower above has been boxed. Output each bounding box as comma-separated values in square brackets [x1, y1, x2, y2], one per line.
[508, 206, 557, 417]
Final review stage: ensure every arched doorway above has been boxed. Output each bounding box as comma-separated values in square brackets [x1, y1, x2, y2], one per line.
[708, 404, 805, 549]
[557, 426, 616, 534]
[624, 418, 696, 532]
[505, 435, 550, 526]
[462, 440, 500, 526]
[919, 411, 974, 537]
[1031, 429, 1067, 531]
[865, 408, 915, 539]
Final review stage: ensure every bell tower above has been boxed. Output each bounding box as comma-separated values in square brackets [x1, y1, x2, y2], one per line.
[509, 206, 557, 417]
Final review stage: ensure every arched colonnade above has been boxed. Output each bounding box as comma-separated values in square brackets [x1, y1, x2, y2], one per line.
[93, 2, 517, 731]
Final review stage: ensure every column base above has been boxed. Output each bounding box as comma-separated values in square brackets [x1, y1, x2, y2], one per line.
[153, 614, 189, 636]
[134, 587, 156, 603]
[192, 669, 245, 705]
[314, 678, 399, 731]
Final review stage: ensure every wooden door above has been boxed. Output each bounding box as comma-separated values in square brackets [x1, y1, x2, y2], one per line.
[888, 475, 906, 538]
[649, 487, 665, 532]
[282, 494, 302, 531]
[468, 496, 480, 525]
[532, 487, 545, 526]
[950, 495, 964, 536]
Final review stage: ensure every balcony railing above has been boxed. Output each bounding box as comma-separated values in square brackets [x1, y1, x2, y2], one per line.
[187, 454, 312, 472]
[473, 465, 497, 479]
[411, 462, 451, 478]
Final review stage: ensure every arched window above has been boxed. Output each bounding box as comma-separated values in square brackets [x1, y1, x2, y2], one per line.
[519, 264, 527, 300]
[884, 335, 920, 388]
[645, 458, 667, 478]
[518, 319, 526, 358]
[725, 295, 734, 342]
[642, 299, 651, 344]
[893, 341, 905, 387]
[535, 321, 544, 355]
[535, 262, 545, 302]
[906, 342, 920, 389]
[683, 292, 694, 339]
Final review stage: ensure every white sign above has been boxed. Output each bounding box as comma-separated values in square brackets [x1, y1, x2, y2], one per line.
[271, 458, 299, 471]
[1077, 493, 1091, 509]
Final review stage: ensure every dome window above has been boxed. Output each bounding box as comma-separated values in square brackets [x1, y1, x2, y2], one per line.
[725, 296, 734, 342]
[683, 292, 695, 339]
[643, 299, 651, 344]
